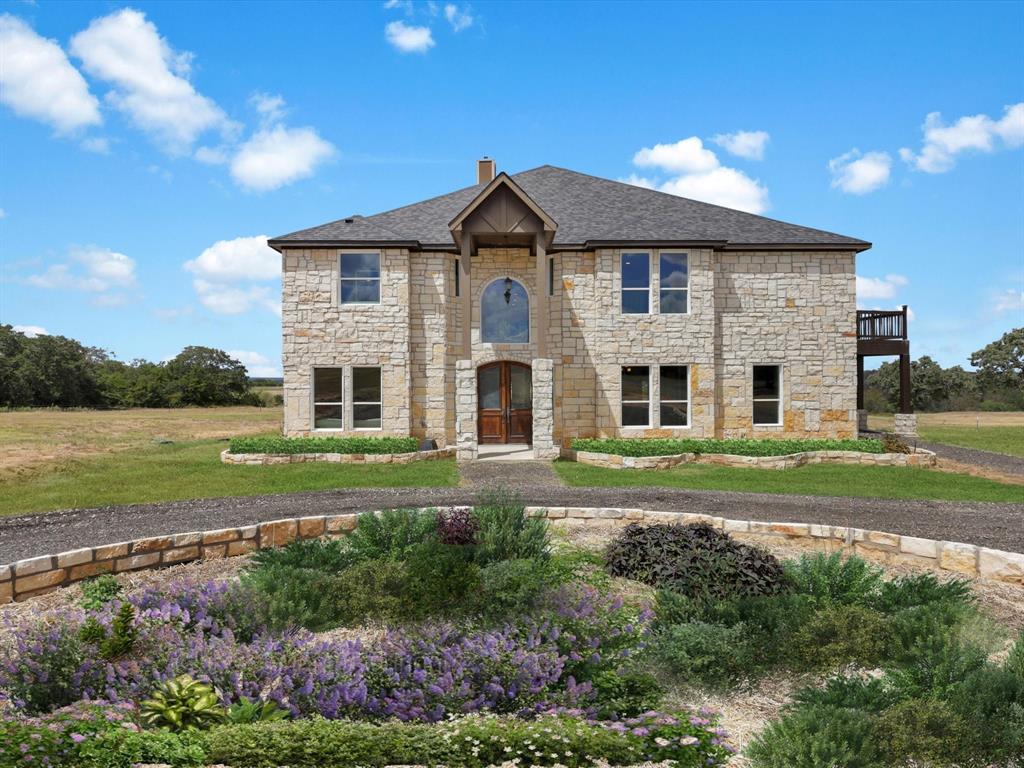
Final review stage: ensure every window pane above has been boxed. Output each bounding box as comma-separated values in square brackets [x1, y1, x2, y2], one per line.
[341, 279, 380, 303]
[341, 253, 380, 279]
[753, 400, 780, 425]
[622, 403, 649, 426]
[621, 290, 649, 314]
[661, 403, 688, 426]
[353, 367, 381, 402]
[314, 404, 343, 429]
[510, 365, 532, 409]
[353, 404, 382, 429]
[621, 252, 649, 288]
[313, 368, 342, 403]
[454, 259, 460, 297]
[481, 279, 529, 343]
[660, 252, 688, 287]
[622, 366, 649, 401]
[548, 257, 555, 296]
[753, 365, 780, 398]
[659, 289, 687, 314]
[479, 365, 501, 410]
[660, 366, 688, 402]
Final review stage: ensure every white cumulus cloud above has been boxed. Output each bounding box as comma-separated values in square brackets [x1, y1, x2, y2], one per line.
[626, 136, 769, 214]
[899, 103, 1024, 173]
[230, 125, 335, 192]
[385, 20, 435, 53]
[228, 349, 281, 378]
[992, 288, 1024, 316]
[828, 149, 892, 194]
[250, 92, 286, 122]
[712, 130, 770, 161]
[444, 4, 473, 31]
[186, 236, 281, 316]
[26, 245, 136, 293]
[856, 274, 908, 301]
[12, 325, 48, 337]
[70, 9, 233, 153]
[0, 14, 102, 135]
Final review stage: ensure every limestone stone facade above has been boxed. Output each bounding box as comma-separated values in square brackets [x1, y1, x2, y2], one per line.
[281, 245, 859, 446]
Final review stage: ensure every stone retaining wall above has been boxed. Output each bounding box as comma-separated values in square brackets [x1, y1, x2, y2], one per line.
[3, 506, 1020, 604]
[220, 447, 454, 466]
[563, 447, 937, 470]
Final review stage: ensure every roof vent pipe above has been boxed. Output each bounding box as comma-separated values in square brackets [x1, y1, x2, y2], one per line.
[477, 157, 496, 184]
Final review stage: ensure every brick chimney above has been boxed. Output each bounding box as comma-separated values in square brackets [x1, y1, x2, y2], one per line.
[477, 156, 496, 184]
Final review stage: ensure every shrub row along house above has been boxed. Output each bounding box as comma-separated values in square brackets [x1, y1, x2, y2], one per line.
[269, 160, 912, 459]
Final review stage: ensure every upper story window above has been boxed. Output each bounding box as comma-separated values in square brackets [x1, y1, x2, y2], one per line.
[621, 365, 650, 426]
[659, 252, 688, 314]
[621, 252, 650, 314]
[340, 253, 380, 304]
[312, 367, 344, 430]
[752, 365, 782, 426]
[481, 278, 529, 344]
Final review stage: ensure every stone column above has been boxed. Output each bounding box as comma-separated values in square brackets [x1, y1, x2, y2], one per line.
[532, 358, 557, 459]
[857, 409, 869, 434]
[894, 413, 918, 438]
[455, 360, 477, 461]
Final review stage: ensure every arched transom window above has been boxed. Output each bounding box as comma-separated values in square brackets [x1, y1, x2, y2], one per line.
[481, 278, 529, 344]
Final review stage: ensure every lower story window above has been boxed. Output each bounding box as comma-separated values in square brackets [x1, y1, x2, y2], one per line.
[313, 368, 343, 429]
[352, 367, 382, 429]
[660, 365, 689, 426]
[621, 365, 650, 426]
[752, 365, 782, 425]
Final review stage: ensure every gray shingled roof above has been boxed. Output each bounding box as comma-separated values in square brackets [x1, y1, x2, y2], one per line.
[270, 165, 869, 250]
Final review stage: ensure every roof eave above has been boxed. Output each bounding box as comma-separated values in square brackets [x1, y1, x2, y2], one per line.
[268, 239, 423, 253]
[718, 241, 872, 253]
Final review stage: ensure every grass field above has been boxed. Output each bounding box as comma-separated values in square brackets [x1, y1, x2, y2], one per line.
[552, 459, 1024, 502]
[868, 411, 1024, 457]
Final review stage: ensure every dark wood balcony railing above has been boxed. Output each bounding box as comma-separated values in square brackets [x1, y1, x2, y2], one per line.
[857, 306, 908, 340]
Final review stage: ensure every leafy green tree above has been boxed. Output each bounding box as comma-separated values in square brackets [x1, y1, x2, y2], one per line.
[971, 328, 1024, 390]
[3, 331, 109, 407]
[870, 355, 956, 412]
[163, 346, 254, 406]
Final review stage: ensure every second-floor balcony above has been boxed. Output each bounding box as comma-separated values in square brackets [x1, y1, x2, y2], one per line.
[857, 306, 910, 356]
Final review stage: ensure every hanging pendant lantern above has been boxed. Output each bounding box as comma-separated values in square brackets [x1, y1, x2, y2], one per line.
[503, 276, 513, 304]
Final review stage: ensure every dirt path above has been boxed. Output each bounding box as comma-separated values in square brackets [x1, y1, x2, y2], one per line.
[1, 485, 1021, 563]
[922, 440, 1024, 479]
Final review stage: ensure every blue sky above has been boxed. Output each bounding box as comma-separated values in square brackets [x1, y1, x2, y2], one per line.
[1, 0, 1021, 377]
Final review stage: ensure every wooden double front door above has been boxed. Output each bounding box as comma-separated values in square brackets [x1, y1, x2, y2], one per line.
[478, 362, 532, 444]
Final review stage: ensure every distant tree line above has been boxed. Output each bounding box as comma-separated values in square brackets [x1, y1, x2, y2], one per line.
[865, 328, 1024, 413]
[0, 325, 264, 408]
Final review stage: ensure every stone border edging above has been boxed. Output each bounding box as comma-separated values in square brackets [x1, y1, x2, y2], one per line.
[2, 506, 1020, 604]
[562, 447, 937, 470]
[220, 447, 455, 465]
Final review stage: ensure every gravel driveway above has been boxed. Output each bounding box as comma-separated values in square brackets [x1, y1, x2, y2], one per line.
[919, 440, 1024, 478]
[1, 486, 1021, 563]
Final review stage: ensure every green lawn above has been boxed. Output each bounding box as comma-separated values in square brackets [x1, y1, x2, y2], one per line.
[0, 440, 459, 516]
[552, 459, 1024, 503]
[919, 425, 1024, 458]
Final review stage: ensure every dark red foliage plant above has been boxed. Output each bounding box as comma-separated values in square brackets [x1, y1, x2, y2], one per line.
[436, 507, 478, 546]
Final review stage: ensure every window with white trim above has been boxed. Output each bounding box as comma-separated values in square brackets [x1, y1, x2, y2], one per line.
[659, 365, 689, 426]
[312, 368, 343, 430]
[621, 365, 650, 426]
[340, 253, 380, 304]
[659, 252, 688, 314]
[752, 365, 782, 425]
[621, 252, 650, 314]
[352, 367, 382, 429]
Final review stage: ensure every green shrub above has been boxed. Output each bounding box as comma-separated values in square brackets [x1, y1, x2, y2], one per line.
[1007, 631, 1024, 679]
[404, 541, 479, 617]
[746, 706, 883, 768]
[347, 507, 437, 561]
[572, 437, 884, 457]
[790, 675, 899, 714]
[944, 664, 1024, 760]
[590, 668, 664, 719]
[871, 571, 974, 613]
[475, 557, 550, 618]
[228, 436, 420, 455]
[140, 674, 227, 732]
[81, 601, 138, 660]
[472, 489, 550, 565]
[329, 557, 411, 624]
[79, 574, 122, 610]
[249, 537, 355, 573]
[241, 562, 344, 631]
[227, 698, 291, 725]
[606, 522, 787, 600]
[76, 728, 209, 768]
[653, 621, 756, 688]
[887, 628, 989, 698]
[784, 552, 883, 606]
[875, 698, 972, 766]
[791, 604, 892, 669]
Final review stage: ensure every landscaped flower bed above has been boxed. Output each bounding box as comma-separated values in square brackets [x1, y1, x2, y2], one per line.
[228, 436, 421, 455]
[571, 437, 886, 457]
[2, 500, 1019, 767]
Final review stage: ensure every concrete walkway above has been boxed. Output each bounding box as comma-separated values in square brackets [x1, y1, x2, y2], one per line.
[1, 486, 1021, 563]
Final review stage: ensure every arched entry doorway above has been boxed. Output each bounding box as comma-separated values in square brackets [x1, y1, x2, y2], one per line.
[477, 361, 532, 444]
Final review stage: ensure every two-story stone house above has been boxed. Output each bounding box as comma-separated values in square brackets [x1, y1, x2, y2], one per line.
[268, 159, 878, 459]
